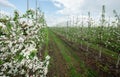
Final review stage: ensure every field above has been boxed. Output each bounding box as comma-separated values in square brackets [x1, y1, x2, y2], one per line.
[45, 28, 120, 77]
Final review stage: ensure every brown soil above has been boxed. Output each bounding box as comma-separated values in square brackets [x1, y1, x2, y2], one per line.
[47, 33, 69, 77]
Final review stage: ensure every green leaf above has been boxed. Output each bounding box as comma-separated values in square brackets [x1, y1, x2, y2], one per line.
[15, 54, 24, 62]
[0, 59, 4, 65]
[29, 50, 37, 59]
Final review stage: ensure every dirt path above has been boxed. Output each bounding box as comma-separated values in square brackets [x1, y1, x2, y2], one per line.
[47, 31, 69, 77]
[47, 30, 85, 77]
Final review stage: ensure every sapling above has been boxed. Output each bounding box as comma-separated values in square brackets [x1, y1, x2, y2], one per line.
[73, 16, 75, 26]
[113, 10, 120, 27]
[113, 10, 120, 69]
[66, 20, 69, 38]
[86, 11, 91, 52]
[98, 5, 106, 59]
[75, 16, 79, 26]
[107, 16, 111, 27]
[88, 12, 91, 28]
[80, 14, 84, 49]
[69, 16, 72, 27]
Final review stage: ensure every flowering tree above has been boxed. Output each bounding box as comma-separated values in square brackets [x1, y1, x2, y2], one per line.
[0, 9, 50, 77]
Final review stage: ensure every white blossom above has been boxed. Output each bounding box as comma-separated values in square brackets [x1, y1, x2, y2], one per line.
[0, 22, 6, 29]
[0, 9, 49, 77]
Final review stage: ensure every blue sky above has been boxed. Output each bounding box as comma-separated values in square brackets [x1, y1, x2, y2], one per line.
[9, 0, 60, 15]
[0, 0, 64, 26]
[0, 0, 58, 15]
[0, 0, 120, 26]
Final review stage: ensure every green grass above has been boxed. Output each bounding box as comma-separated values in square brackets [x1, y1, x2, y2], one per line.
[50, 30, 81, 77]
[44, 27, 49, 58]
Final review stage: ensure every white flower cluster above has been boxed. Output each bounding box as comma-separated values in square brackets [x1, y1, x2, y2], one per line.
[0, 10, 50, 77]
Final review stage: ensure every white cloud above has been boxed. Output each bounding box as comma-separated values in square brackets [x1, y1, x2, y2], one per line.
[52, 0, 120, 16]
[52, 0, 84, 15]
[52, 0, 84, 9]
[0, 0, 16, 9]
[54, 1, 63, 8]
[46, 0, 120, 26]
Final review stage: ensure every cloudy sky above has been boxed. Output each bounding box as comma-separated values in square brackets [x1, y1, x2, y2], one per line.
[0, 0, 120, 26]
